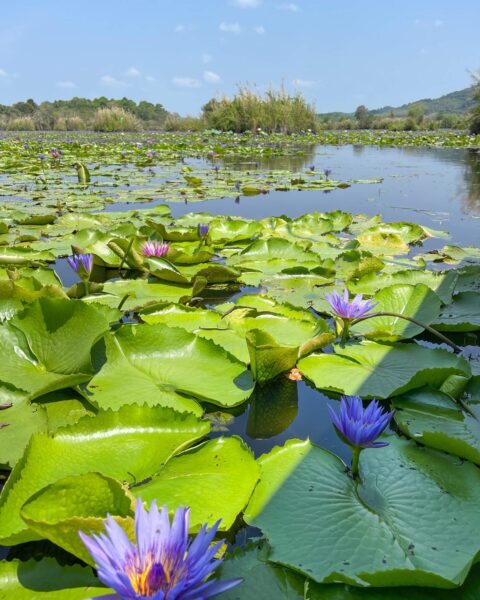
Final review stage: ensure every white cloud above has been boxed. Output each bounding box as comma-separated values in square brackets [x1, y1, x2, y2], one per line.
[100, 74, 127, 87]
[0, 68, 8, 77]
[174, 24, 194, 33]
[125, 66, 141, 77]
[413, 18, 421, 26]
[219, 22, 242, 34]
[232, 0, 261, 7]
[254, 25, 266, 34]
[173, 76, 201, 88]
[292, 79, 316, 87]
[277, 3, 300, 11]
[57, 80, 76, 89]
[202, 53, 213, 64]
[145, 75, 156, 83]
[203, 70, 221, 84]
[434, 19, 444, 27]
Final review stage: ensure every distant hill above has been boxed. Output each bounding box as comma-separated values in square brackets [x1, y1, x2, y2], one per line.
[318, 87, 477, 119]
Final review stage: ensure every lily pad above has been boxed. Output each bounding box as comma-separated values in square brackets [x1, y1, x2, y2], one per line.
[298, 341, 470, 398]
[132, 436, 259, 531]
[244, 437, 480, 587]
[392, 387, 480, 464]
[432, 292, 480, 332]
[351, 284, 441, 340]
[87, 323, 254, 408]
[0, 404, 209, 544]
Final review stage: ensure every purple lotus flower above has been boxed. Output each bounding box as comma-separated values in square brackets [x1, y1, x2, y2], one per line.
[50, 149, 61, 159]
[207, 150, 215, 158]
[79, 499, 242, 600]
[324, 168, 332, 178]
[198, 223, 209, 238]
[325, 289, 378, 320]
[141, 240, 170, 258]
[67, 253, 93, 281]
[38, 154, 46, 160]
[308, 164, 315, 171]
[328, 395, 394, 449]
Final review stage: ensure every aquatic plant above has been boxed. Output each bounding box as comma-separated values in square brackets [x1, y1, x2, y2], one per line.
[93, 107, 141, 132]
[198, 223, 209, 238]
[67, 253, 93, 280]
[79, 498, 242, 599]
[328, 395, 393, 477]
[141, 240, 170, 258]
[326, 289, 377, 342]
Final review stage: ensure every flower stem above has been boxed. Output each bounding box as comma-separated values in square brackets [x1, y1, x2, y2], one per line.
[352, 311, 462, 353]
[119, 237, 135, 271]
[340, 319, 350, 345]
[351, 447, 361, 479]
[84, 280, 89, 297]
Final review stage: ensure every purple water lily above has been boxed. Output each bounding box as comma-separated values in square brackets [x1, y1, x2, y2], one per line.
[324, 168, 332, 179]
[198, 223, 209, 238]
[329, 396, 394, 477]
[79, 499, 242, 600]
[141, 240, 170, 258]
[329, 396, 393, 449]
[50, 149, 61, 158]
[326, 289, 378, 320]
[38, 154, 46, 160]
[67, 253, 93, 281]
[308, 164, 315, 171]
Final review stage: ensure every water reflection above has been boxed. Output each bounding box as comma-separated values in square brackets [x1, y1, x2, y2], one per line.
[247, 377, 298, 438]
[462, 149, 480, 213]
[224, 145, 316, 172]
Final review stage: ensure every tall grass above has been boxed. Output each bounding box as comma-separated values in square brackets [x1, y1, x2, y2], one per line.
[54, 115, 86, 131]
[163, 114, 205, 131]
[6, 116, 35, 131]
[93, 107, 141, 132]
[202, 86, 316, 133]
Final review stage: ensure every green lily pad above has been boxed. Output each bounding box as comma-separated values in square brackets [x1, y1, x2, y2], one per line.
[0, 298, 118, 401]
[348, 268, 458, 305]
[218, 544, 305, 600]
[247, 329, 299, 383]
[132, 436, 259, 530]
[21, 472, 134, 564]
[244, 437, 480, 587]
[87, 323, 254, 408]
[0, 559, 111, 598]
[0, 404, 209, 544]
[432, 292, 480, 332]
[298, 341, 470, 398]
[392, 387, 480, 464]
[352, 284, 441, 340]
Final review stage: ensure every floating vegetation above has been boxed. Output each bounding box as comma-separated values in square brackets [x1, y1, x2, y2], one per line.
[0, 131, 479, 598]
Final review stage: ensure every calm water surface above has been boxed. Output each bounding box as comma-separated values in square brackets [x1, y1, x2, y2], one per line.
[172, 145, 480, 458]
[2, 142, 479, 559]
[54, 144, 480, 463]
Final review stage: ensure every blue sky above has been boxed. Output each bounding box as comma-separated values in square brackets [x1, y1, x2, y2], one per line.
[1, 0, 479, 114]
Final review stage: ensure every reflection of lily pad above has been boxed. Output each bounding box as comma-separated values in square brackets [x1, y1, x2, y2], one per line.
[247, 377, 298, 438]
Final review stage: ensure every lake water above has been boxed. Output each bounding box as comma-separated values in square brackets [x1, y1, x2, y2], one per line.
[171, 144, 480, 460]
[166, 144, 480, 245]
[48, 142, 480, 463]
[2, 140, 480, 561]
